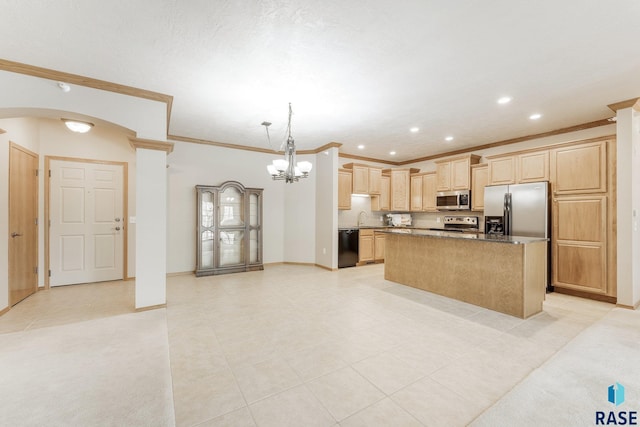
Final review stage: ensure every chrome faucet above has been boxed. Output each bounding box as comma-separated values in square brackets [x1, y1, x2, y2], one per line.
[358, 211, 368, 226]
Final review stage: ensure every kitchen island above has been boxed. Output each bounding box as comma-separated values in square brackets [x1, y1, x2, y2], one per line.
[381, 229, 548, 318]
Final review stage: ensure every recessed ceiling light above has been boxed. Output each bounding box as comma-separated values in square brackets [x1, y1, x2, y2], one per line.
[61, 119, 94, 133]
[357, 144, 365, 149]
[410, 127, 419, 133]
[497, 96, 512, 105]
[389, 151, 396, 156]
[445, 136, 454, 142]
[529, 113, 542, 120]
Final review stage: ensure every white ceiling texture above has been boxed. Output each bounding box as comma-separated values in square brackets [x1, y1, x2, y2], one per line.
[1, 0, 639, 162]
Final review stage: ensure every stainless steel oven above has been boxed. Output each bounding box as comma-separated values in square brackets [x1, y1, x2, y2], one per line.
[436, 190, 471, 211]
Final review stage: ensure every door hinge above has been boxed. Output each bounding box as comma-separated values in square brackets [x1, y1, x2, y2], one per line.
[36, 169, 39, 177]
[48, 170, 51, 178]
[35, 217, 38, 225]
[48, 270, 51, 277]
[34, 267, 38, 274]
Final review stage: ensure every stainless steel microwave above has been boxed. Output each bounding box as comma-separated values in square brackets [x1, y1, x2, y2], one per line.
[436, 190, 471, 211]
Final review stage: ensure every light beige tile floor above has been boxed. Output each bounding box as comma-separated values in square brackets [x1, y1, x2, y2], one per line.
[0, 263, 637, 426]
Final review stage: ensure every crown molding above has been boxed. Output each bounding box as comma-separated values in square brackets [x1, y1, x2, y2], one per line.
[129, 137, 174, 153]
[607, 97, 640, 112]
[0, 58, 174, 132]
[168, 134, 280, 155]
[0, 128, 6, 134]
[338, 152, 400, 166]
[297, 142, 342, 154]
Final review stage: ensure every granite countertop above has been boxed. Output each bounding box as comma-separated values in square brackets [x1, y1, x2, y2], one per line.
[379, 228, 548, 244]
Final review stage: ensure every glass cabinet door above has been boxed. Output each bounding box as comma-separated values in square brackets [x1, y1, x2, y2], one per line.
[219, 186, 244, 226]
[219, 230, 244, 266]
[199, 191, 215, 269]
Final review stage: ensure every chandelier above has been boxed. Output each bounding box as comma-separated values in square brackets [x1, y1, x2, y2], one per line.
[265, 103, 313, 183]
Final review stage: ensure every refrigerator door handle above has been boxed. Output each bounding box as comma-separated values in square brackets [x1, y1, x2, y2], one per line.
[504, 192, 512, 235]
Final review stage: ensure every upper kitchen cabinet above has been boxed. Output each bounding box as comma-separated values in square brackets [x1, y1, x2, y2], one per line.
[338, 168, 352, 210]
[471, 164, 488, 211]
[435, 154, 481, 191]
[387, 168, 420, 211]
[342, 163, 382, 195]
[518, 150, 549, 183]
[550, 139, 608, 195]
[410, 173, 423, 211]
[487, 155, 516, 185]
[422, 172, 437, 212]
[371, 173, 390, 211]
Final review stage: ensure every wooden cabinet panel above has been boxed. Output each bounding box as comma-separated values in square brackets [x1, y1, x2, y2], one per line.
[436, 162, 451, 191]
[374, 233, 385, 261]
[352, 165, 369, 194]
[422, 173, 437, 211]
[380, 175, 390, 211]
[410, 174, 423, 211]
[359, 229, 374, 263]
[551, 140, 607, 194]
[555, 197, 605, 242]
[435, 154, 479, 191]
[553, 195, 608, 295]
[518, 151, 549, 183]
[451, 157, 472, 189]
[368, 167, 382, 195]
[390, 170, 410, 211]
[554, 243, 606, 294]
[338, 169, 352, 210]
[488, 156, 516, 185]
[471, 165, 488, 211]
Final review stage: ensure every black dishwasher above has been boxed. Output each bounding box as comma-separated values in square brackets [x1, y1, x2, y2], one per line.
[338, 229, 359, 268]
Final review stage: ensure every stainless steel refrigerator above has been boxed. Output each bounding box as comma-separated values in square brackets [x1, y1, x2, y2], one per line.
[484, 181, 551, 289]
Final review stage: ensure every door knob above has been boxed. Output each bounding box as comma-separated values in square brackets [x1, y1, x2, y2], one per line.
[11, 232, 23, 238]
[115, 227, 121, 231]
[115, 218, 121, 222]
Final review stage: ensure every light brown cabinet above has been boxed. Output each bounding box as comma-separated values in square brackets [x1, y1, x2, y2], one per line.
[550, 140, 607, 195]
[374, 232, 385, 261]
[371, 174, 390, 211]
[368, 167, 382, 195]
[343, 163, 382, 195]
[338, 169, 352, 210]
[410, 174, 423, 211]
[471, 164, 488, 211]
[553, 195, 608, 295]
[351, 164, 369, 194]
[518, 151, 549, 183]
[359, 229, 375, 263]
[388, 168, 419, 211]
[422, 172, 437, 211]
[487, 155, 516, 185]
[435, 154, 480, 191]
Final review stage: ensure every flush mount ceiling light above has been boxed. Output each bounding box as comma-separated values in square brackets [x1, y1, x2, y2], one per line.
[497, 96, 512, 104]
[357, 144, 365, 149]
[410, 127, 419, 133]
[389, 151, 396, 156]
[445, 136, 454, 141]
[62, 119, 94, 133]
[264, 103, 312, 183]
[529, 113, 542, 120]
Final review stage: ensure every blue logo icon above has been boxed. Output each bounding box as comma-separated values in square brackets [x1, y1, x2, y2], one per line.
[608, 383, 625, 406]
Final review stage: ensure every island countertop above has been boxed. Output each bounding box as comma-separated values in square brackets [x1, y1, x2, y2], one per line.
[379, 228, 548, 244]
[383, 230, 548, 318]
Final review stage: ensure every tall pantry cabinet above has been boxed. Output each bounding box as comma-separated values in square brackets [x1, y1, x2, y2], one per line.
[550, 138, 616, 300]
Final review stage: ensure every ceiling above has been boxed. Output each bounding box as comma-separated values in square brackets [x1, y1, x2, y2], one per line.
[1, 1, 639, 162]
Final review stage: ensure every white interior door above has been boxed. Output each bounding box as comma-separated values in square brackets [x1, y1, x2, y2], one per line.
[50, 160, 124, 286]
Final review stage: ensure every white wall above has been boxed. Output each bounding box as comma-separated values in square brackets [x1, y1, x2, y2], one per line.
[284, 153, 316, 263]
[0, 71, 166, 140]
[315, 147, 339, 269]
[616, 107, 640, 308]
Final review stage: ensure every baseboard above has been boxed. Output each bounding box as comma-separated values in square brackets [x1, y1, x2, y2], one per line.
[553, 287, 617, 304]
[315, 263, 337, 271]
[135, 303, 167, 312]
[167, 271, 193, 277]
[0, 305, 10, 317]
[616, 300, 640, 310]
